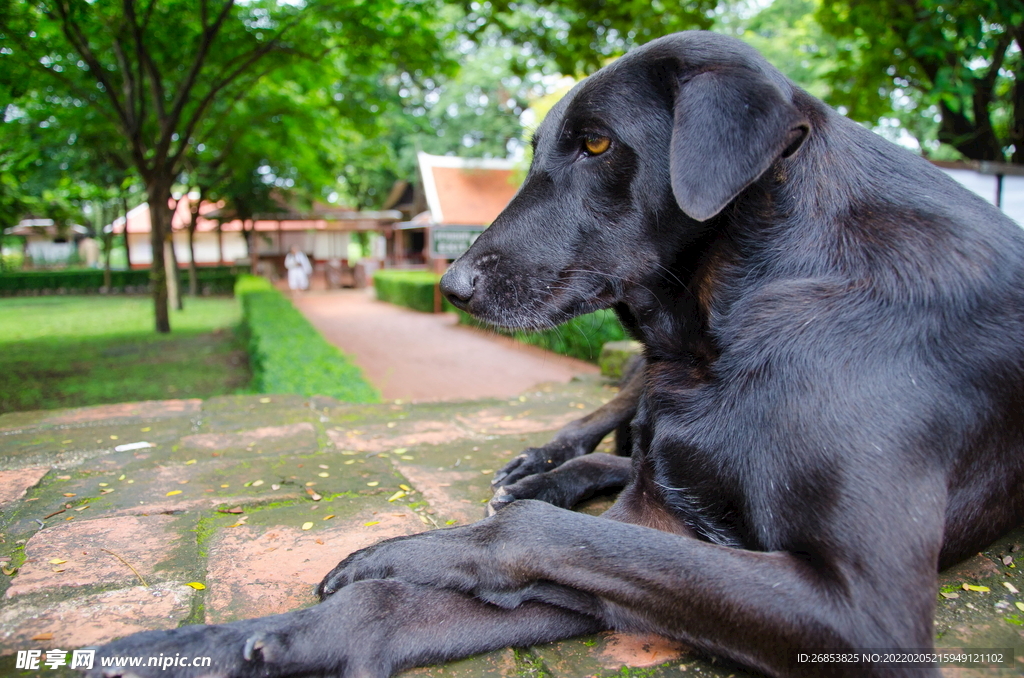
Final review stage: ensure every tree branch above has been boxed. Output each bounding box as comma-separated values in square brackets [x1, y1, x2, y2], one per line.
[159, 0, 235, 152]
[48, 0, 133, 133]
[123, 0, 167, 124]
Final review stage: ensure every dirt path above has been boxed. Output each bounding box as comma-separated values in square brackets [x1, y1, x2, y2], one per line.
[289, 289, 599, 402]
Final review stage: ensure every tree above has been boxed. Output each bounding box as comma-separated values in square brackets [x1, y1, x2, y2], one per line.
[460, 0, 718, 76]
[1, 0, 451, 331]
[817, 0, 1023, 162]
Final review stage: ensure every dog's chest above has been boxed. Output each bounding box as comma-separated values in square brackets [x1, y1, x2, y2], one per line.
[639, 372, 792, 550]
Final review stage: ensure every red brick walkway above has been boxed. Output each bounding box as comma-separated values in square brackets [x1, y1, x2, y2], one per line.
[289, 289, 599, 402]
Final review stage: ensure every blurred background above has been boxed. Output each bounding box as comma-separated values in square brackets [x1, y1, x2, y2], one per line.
[1, 0, 1021, 414]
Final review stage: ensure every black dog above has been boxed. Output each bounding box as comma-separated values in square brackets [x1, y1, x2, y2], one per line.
[89, 31, 1024, 677]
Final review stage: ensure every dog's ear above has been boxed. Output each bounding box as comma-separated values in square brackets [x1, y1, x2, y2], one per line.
[670, 68, 809, 221]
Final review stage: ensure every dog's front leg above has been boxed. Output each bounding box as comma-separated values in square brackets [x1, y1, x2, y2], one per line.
[320, 499, 945, 678]
[86, 579, 602, 678]
[492, 357, 644, 488]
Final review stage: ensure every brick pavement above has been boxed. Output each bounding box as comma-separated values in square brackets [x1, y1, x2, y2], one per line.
[0, 378, 1022, 677]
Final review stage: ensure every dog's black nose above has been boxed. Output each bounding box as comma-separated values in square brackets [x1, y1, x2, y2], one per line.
[440, 264, 475, 310]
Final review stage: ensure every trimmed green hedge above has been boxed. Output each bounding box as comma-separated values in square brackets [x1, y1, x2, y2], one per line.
[235, 275, 380, 403]
[457, 307, 626, 363]
[0, 266, 240, 296]
[372, 269, 455, 313]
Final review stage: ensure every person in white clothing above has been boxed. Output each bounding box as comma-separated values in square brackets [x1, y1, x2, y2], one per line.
[285, 245, 312, 291]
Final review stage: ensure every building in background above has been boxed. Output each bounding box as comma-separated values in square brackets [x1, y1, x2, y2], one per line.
[384, 153, 522, 266]
[108, 197, 400, 285]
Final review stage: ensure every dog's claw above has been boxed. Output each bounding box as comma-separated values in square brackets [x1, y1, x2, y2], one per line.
[243, 632, 266, 662]
[487, 486, 517, 516]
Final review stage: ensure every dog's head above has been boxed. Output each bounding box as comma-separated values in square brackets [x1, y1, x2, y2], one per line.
[440, 31, 810, 330]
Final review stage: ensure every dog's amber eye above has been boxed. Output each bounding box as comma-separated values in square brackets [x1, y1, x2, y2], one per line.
[584, 136, 611, 155]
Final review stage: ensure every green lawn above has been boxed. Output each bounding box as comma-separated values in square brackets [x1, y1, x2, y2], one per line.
[0, 296, 251, 414]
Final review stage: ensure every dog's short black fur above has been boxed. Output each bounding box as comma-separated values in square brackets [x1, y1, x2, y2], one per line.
[88, 32, 1024, 678]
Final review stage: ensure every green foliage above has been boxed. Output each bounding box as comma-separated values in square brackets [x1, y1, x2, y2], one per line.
[236, 275, 380, 403]
[457, 308, 626, 363]
[816, 0, 1023, 161]
[372, 269, 456, 314]
[721, 0, 837, 100]
[460, 0, 718, 77]
[0, 266, 239, 295]
[0, 296, 248, 413]
[1, 0, 455, 331]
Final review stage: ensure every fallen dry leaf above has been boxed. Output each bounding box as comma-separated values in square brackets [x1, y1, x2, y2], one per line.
[48, 559, 67, 565]
[301, 522, 314, 531]
[962, 583, 990, 592]
[940, 591, 959, 599]
[1003, 582, 1019, 594]
[185, 582, 206, 590]
[323, 514, 335, 521]
[31, 633, 53, 642]
[166, 490, 182, 497]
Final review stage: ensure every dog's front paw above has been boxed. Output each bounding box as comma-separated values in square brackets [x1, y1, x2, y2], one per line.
[487, 470, 575, 515]
[82, 623, 272, 678]
[316, 530, 484, 600]
[491, 445, 570, 488]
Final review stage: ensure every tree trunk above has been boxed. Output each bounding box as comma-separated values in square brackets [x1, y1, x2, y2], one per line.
[246, 221, 258, 275]
[166, 236, 183, 311]
[102, 202, 114, 291]
[147, 179, 172, 333]
[187, 190, 202, 296]
[122, 195, 133, 269]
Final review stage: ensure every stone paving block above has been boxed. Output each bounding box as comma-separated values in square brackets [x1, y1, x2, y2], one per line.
[0, 467, 49, 508]
[392, 464, 488, 525]
[455, 406, 582, 437]
[181, 422, 319, 456]
[0, 582, 194, 653]
[0, 399, 202, 433]
[197, 394, 332, 434]
[7, 515, 184, 597]
[0, 415, 199, 474]
[531, 632, 744, 678]
[328, 419, 472, 454]
[205, 509, 422, 623]
[400, 648, 519, 677]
